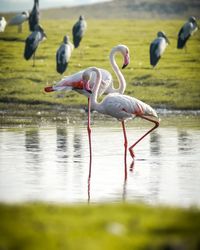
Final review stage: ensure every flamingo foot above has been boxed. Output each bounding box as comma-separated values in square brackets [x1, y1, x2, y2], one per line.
[130, 160, 135, 172]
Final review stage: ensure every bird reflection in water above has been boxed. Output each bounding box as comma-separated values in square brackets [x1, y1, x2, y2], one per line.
[178, 131, 193, 153]
[25, 129, 41, 166]
[150, 131, 161, 155]
[56, 127, 68, 161]
[24, 128, 42, 185]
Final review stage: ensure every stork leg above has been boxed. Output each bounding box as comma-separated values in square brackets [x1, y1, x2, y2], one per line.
[129, 116, 159, 158]
[87, 97, 92, 180]
[18, 24, 22, 33]
[121, 121, 128, 180]
[32, 52, 36, 67]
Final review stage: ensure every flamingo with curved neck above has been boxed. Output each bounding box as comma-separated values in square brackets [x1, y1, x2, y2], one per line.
[83, 67, 160, 178]
[44, 45, 130, 174]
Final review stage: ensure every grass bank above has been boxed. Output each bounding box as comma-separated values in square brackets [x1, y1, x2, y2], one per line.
[0, 203, 200, 250]
[0, 19, 200, 112]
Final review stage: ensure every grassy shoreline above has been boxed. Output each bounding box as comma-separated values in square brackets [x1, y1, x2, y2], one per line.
[0, 202, 200, 250]
[0, 19, 200, 111]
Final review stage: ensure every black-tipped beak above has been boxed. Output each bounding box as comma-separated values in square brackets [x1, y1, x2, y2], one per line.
[87, 90, 92, 94]
[122, 63, 128, 69]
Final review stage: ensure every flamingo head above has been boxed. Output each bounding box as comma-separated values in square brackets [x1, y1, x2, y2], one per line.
[119, 45, 130, 69]
[44, 79, 92, 94]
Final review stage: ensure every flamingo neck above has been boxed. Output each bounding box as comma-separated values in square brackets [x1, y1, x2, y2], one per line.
[90, 68, 103, 112]
[110, 48, 126, 94]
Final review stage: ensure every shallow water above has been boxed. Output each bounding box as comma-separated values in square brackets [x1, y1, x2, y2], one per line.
[0, 115, 200, 206]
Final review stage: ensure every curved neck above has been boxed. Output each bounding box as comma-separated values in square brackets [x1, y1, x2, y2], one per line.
[90, 68, 102, 112]
[110, 48, 126, 94]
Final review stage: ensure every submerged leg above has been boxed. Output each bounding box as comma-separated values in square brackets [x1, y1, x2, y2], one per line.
[87, 97, 92, 180]
[129, 116, 159, 158]
[121, 121, 128, 180]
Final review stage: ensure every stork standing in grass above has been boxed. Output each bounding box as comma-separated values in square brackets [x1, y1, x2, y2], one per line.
[0, 17, 7, 32]
[72, 15, 87, 49]
[56, 35, 74, 74]
[24, 24, 46, 66]
[29, 0, 40, 32]
[150, 31, 170, 68]
[177, 16, 199, 50]
[8, 11, 29, 33]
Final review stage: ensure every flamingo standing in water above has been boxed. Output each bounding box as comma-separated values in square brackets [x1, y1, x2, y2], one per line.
[45, 44, 130, 172]
[82, 67, 160, 178]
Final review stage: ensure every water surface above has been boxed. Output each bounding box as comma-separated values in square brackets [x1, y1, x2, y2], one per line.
[0, 115, 199, 206]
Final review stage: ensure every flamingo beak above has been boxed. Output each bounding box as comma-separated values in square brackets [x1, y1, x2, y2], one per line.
[122, 53, 130, 69]
[44, 86, 54, 92]
[83, 80, 92, 94]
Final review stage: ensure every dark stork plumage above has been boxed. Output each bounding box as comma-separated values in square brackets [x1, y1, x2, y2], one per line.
[72, 15, 87, 48]
[24, 25, 46, 66]
[56, 35, 74, 74]
[177, 16, 198, 49]
[150, 31, 170, 67]
[29, 0, 39, 32]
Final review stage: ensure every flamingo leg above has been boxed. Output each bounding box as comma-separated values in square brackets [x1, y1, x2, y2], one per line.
[129, 116, 159, 158]
[87, 97, 92, 180]
[121, 121, 128, 180]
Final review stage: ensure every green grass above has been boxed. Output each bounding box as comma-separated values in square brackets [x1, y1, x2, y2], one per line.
[0, 203, 200, 250]
[0, 19, 200, 112]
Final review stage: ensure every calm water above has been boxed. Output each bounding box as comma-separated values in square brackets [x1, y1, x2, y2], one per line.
[0, 115, 200, 206]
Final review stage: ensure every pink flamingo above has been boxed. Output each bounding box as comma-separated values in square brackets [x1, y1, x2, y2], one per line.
[45, 45, 130, 171]
[82, 67, 160, 179]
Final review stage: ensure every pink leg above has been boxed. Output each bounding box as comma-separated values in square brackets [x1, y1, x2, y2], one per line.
[87, 98, 92, 179]
[121, 121, 128, 180]
[129, 116, 159, 158]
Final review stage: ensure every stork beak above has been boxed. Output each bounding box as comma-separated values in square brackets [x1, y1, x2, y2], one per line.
[122, 53, 130, 69]
[44, 86, 54, 92]
[167, 37, 170, 44]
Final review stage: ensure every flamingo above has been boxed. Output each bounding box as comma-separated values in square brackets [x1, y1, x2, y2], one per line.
[72, 15, 87, 48]
[150, 31, 170, 67]
[24, 24, 47, 67]
[177, 16, 199, 50]
[45, 44, 129, 96]
[29, 0, 40, 32]
[8, 11, 29, 33]
[45, 44, 130, 173]
[82, 67, 160, 178]
[0, 17, 7, 32]
[56, 35, 74, 74]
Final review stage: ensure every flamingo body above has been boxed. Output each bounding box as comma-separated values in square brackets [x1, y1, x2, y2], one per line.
[0, 17, 7, 32]
[48, 68, 112, 97]
[177, 16, 198, 49]
[96, 93, 158, 122]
